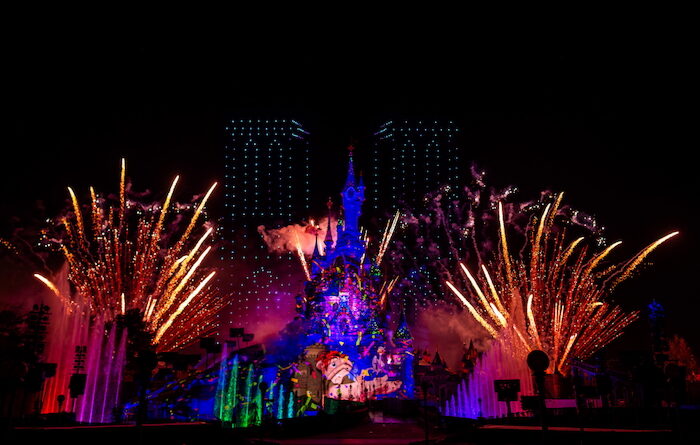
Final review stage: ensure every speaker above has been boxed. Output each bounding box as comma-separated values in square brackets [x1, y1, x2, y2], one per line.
[69, 373, 87, 398]
[199, 337, 216, 349]
[43, 362, 57, 378]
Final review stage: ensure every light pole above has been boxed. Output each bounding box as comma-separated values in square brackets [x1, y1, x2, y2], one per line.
[421, 380, 431, 444]
[527, 350, 550, 439]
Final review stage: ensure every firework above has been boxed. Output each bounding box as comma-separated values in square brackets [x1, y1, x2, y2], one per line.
[294, 232, 311, 280]
[34, 273, 61, 297]
[379, 276, 400, 307]
[386, 166, 610, 309]
[446, 196, 678, 373]
[376, 210, 400, 266]
[37, 159, 225, 352]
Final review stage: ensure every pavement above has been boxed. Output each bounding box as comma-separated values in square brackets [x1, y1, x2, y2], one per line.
[480, 424, 673, 433]
[273, 419, 445, 445]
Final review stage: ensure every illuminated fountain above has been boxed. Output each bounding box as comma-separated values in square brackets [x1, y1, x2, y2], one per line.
[443, 337, 533, 418]
[37, 266, 90, 414]
[75, 319, 127, 423]
[213, 352, 297, 427]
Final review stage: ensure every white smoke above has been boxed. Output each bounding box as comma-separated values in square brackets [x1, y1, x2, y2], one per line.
[258, 217, 338, 256]
[411, 301, 492, 370]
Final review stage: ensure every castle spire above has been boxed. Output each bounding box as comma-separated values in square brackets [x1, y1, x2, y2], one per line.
[432, 350, 446, 368]
[334, 145, 365, 262]
[344, 145, 356, 189]
[311, 230, 322, 275]
[312, 231, 321, 259]
[324, 197, 334, 252]
[466, 339, 477, 361]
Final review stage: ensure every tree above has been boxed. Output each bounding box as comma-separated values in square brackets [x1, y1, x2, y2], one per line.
[0, 309, 41, 418]
[667, 335, 698, 381]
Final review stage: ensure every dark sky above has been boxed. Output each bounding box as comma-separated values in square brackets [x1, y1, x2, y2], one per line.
[3, 19, 697, 348]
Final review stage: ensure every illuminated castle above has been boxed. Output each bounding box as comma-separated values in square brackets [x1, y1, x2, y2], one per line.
[292, 147, 414, 404]
[299, 146, 382, 343]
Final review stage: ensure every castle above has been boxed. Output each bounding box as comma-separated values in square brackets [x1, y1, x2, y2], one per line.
[291, 147, 414, 405]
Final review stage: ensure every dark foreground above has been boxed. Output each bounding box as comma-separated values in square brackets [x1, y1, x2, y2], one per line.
[3, 407, 700, 445]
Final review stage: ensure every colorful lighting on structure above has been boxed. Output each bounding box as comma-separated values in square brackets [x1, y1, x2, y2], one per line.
[19, 119, 681, 426]
[370, 120, 460, 211]
[223, 119, 311, 330]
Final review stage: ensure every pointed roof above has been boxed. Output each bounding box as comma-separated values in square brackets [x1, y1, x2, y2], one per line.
[312, 232, 321, 258]
[432, 350, 445, 367]
[324, 198, 334, 245]
[365, 312, 384, 337]
[344, 145, 356, 189]
[465, 339, 477, 360]
[394, 307, 412, 341]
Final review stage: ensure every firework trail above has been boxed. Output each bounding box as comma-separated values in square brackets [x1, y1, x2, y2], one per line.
[379, 276, 400, 307]
[446, 194, 678, 373]
[294, 232, 311, 280]
[385, 171, 530, 309]
[35, 159, 225, 352]
[386, 165, 624, 318]
[376, 210, 400, 266]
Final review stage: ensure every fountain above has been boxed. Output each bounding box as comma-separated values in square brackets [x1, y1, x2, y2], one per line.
[40, 267, 90, 414]
[75, 319, 127, 423]
[241, 363, 255, 427]
[443, 337, 534, 418]
[214, 353, 298, 426]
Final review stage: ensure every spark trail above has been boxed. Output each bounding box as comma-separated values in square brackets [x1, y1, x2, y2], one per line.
[37, 160, 225, 352]
[446, 196, 677, 373]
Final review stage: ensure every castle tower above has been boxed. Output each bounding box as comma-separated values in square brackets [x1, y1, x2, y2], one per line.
[334, 146, 366, 262]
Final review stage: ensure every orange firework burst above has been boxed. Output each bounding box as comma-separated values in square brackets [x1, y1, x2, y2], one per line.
[446, 195, 678, 373]
[37, 159, 225, 352]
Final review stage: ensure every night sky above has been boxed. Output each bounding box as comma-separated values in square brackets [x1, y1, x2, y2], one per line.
[3, 20, 697, 350]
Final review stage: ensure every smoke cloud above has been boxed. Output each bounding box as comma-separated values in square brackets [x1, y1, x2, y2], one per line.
[411, 301, 492, 370]
[258, 217, 338, 256]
